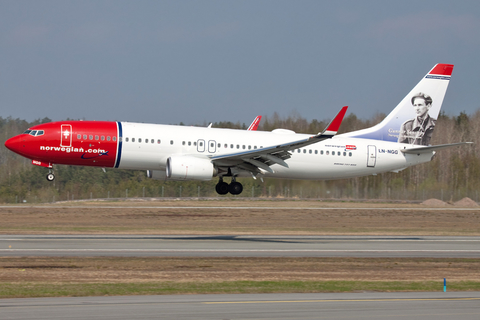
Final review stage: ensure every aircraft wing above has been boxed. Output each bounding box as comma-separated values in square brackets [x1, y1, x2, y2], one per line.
[210, 106, 348, 174]
[247, 115, 262, 131]
[400, 142, 473, 154]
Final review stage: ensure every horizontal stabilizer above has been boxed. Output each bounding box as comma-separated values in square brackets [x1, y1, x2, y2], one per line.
[401, 142, 473, 154]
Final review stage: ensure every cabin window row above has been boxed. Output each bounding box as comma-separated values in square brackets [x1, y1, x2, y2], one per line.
[76, 134, 116, 142]
[296, 149, 353, 157]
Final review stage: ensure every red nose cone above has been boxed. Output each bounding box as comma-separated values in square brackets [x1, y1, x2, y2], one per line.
[4, 135, 22, 154]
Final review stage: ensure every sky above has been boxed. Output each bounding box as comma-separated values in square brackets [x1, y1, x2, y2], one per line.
[1, 0, 480, 126]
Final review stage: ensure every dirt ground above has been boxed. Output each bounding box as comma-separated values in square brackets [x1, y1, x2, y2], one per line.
[0, 199, 479, 235]
[1, 200, 479, 288]
[1, 257, 479, 283]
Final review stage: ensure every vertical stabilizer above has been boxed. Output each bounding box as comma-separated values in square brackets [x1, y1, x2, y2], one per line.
[343, 64, 453, 145]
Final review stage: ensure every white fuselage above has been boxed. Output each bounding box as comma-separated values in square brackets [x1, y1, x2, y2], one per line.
[118, 122, 433, 180]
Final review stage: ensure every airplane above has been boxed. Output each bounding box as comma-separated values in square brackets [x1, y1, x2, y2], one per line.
[207, 115, 261, 130]
[4, 63, 471, 195]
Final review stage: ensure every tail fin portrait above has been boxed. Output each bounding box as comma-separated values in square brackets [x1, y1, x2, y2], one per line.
[345, 64, 454, 145]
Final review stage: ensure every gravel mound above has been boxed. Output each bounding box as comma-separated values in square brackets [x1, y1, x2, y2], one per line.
[454, 197, 479, 207]
[421, 198, 448, 206]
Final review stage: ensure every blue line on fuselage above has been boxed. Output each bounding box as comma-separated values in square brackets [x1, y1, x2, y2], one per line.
[115, 122, 123, 168]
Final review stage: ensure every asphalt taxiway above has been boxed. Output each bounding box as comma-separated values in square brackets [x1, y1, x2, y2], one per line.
[1, 292, 479, 320]
[1, 235, 479, 258]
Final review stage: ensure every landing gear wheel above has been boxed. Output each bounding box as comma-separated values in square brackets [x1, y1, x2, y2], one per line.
[228, 181, 243, 195]
[215, 181, 229, 195]
[46, 173, 55, 181]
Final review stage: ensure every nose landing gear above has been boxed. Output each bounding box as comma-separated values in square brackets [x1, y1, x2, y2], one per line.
[46, 169, 55, 181]
[215, 177, 243, 195]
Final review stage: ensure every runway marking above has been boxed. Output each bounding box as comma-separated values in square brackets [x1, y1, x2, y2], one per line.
[203, 297, 480, 304]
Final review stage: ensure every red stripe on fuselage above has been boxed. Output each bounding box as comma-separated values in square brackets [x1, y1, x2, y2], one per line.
[13, 121, 118, 168]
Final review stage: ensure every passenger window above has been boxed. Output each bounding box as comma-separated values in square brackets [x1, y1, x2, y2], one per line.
[171, 140, 174, 145]
[224, 144, 227, 148]
[230, 144, 234, 148]
[237, 145, 240, 149]
[132, 138, 135, 142]
[326, 151, 329, 155]
[89, 135, 93, 140]
[183, 141, 186, 146]
[210, 142, 214, 147]
[77, 134, 81, 139]
[297, 149, 300, 153]
[242, 145, 246, 149]
[218, 143, 221, 148]
[125, 137, 129, 142]
[113, 137, 116, 142]
[343, 152, 346, 156]
[248, 145, 251, 150]
[254, 146, 257, 149]
[101, 136, 105, 141]
[139, 138, 142, 143]
[158, 139, 161, 144]
[107, 136, 111, 141]
[194, 142, 197, 146]
[309, 150, 312, 154]
[303, 149, 306, 154]
[95, 135, 99, 140]
[83, 135, 87, 139]
[151, 139, 154, 143]
[315, 150, 318, 154]
[321, 150, 324, 155]
[349, 152, 352, 157]
[188, 141, 192, 146]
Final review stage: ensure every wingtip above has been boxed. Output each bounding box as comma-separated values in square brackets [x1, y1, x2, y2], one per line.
[325, 106, 348, 133]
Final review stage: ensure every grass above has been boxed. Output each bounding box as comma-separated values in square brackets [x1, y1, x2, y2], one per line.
[2, 281, 480, 299]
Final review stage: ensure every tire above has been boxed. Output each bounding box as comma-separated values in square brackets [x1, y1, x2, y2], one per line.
[215, 181, 229, 195]
[228, 181, 243, 195]
[46, 173, 55, 181]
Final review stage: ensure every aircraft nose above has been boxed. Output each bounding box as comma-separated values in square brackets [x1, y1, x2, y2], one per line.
[4, 135, 22, 154]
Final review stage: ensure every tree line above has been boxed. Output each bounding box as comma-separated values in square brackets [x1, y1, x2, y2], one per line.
[0, 110, 478, 203]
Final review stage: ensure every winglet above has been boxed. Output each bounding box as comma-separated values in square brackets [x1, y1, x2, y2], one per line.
[247, 116, 262, 131]
[322, 106, 348, 136]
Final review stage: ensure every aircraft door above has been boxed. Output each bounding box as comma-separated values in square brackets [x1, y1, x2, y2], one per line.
[197, 139, 205, 152]
[60, 124, 72, 147]
[367, 145, 376, 167]
[208, 140, 216, 153]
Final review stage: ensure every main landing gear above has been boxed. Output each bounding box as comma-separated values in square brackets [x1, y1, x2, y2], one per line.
[215, 177, 243, 195]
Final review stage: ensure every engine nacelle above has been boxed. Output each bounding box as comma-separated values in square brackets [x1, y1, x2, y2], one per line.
[166, 155, 216, 181]
[146, 170, 167, 180]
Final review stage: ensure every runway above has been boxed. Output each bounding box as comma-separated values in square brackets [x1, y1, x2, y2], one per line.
[1, 292, 479, 320]
[1, 235, 479, 257]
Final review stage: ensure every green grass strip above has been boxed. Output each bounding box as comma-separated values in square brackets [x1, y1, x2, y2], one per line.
[2, 281, 480, 298]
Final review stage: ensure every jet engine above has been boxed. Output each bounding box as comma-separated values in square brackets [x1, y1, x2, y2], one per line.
[166, 155, 216, 181]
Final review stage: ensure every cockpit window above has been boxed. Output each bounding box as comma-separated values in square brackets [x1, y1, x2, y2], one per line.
[23, 129, 44, 136]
